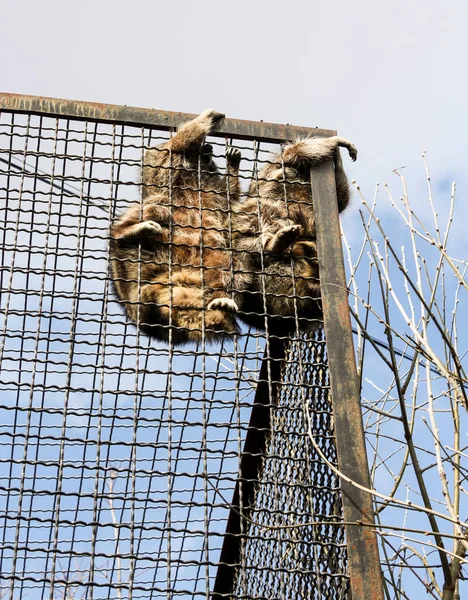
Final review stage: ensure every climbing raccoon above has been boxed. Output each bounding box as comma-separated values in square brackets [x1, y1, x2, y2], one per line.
[110, 109, 248, 345]
[232, 135, 357, 334]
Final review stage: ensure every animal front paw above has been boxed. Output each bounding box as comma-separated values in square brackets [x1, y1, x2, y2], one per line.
[265, 224, 302, 253]
[115, 220, 163, 241]
[207, 298, 239, 312]
[136, 221, 163, 236]
[226, 147, 241, 169]
[335, 137, 358, 162]
[345, 142, 358, 162]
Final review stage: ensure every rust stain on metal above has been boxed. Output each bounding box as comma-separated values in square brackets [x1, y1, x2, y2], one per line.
[0, 92, 337, 143]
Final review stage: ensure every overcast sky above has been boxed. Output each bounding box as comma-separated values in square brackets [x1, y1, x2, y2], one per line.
[3, 0, 468, 202]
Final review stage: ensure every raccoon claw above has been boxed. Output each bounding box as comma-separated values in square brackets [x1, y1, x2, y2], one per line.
[207, 298, 239, 312]
[347, 144, 358, 162]
[338, 139, 358, 162]
[226, 147, 241, 168]
[265, 224, 302, 253]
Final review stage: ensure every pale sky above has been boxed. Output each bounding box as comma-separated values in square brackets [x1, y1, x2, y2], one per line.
[3, 0, 468, 199]
[2, 1, 467, 596]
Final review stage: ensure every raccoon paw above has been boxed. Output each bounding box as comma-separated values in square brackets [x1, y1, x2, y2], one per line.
[204, 309, 239, 338]
[265, 225, 302, 253]
[202, 108, 225, 121]
[207, 298, 239, 312]
[202, 143, 213, 155]
[116, 220, 163, 241]
[226, 147, 241, 169]
[336, 138, 358, 162]
[198, 109, 225, 132]
[346, 142, 358, 162]
[136, 221, 163, 236]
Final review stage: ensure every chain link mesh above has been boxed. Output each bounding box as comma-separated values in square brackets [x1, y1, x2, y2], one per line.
[0, 107, 349, 599]
[232, 333, 349, 600]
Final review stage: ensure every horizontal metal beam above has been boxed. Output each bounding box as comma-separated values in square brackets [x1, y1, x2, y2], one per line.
[0, 92, 336, 144]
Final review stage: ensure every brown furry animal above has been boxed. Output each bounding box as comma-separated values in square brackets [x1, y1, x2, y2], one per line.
[232, 136, 357, 334]
[110, 110, 247, 345]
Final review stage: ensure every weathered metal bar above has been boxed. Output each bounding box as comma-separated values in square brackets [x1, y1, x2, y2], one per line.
[211, 336, 287, 600]
[311, 160, 385, 600]
[0, 92, 336, 143]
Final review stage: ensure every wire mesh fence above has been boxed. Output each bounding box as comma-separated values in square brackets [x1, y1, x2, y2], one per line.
[0, 101, 355, 599]
[229, 334, 348, 600]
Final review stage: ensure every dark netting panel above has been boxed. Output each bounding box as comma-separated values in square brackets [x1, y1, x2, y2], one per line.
[0, 108, 348, 599]
[232, 334, 349, 600]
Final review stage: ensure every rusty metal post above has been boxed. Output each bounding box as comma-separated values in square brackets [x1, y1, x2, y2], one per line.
[311, 160, 385, 600]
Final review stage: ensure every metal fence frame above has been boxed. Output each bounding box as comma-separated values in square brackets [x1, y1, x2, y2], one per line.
[0, 92, 384, 600]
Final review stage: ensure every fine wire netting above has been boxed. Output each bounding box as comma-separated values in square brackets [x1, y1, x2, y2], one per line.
[232, 333, 348, 600]
[0, 108, 349, 599]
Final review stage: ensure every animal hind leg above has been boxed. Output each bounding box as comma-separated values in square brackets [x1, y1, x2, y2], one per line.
[111, 203, 170, 241]
[283, 136, 357, 166]
[263, 224, 302, 253]
[168, 109, 226, 153]
[201, 250, 241, 313]
[282, 136, 357, 213]
[114, 221, 163, 241]
[142, 271, 238, 342]
[333, 147, 352, 212]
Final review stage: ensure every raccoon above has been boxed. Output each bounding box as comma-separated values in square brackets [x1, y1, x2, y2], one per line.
[232, 136, 357, 334]
[110, 110, 247, 345]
